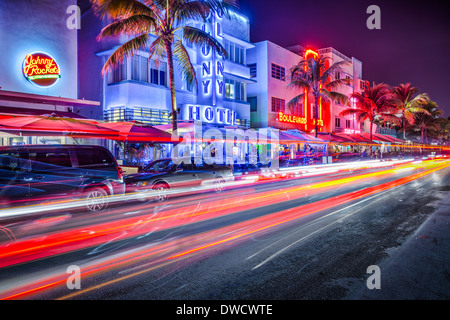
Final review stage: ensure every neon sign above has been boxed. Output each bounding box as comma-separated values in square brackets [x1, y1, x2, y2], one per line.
[182, 104, 236, 125]
[344, 129, 361, 134]
[200, 11, 225, 99]
[22, 52, 60, 87]
[278, 112, 307, 125]
[277, 112, 323, 127]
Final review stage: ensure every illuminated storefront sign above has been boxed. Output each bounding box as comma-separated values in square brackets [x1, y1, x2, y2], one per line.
[277, 112, 323, 126]
[277, 112, 307, 125]
[181, 104, 236, 125]
[22, 52, 61, 87]
[344, 129, 361, 134]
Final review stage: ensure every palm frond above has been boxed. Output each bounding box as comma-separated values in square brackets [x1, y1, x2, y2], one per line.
[148, 35, 167, 65]
[173, 39, 197, 90]
[102, 33, 149, 75]
[91, 0, 154, 19]
[182, 26, 227, 58]
[287, 93, 306, 108]
[97, 14, 157, 40]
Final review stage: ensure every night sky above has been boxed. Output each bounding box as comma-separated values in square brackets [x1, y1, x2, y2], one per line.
[238, 0, 450, 117]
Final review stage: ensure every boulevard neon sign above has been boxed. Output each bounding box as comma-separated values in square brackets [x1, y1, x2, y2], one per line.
[22, 52, 61, 87]
[277, 112, 323, 126]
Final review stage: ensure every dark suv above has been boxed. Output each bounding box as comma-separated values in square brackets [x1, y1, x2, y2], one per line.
[0, 144, 125, 212]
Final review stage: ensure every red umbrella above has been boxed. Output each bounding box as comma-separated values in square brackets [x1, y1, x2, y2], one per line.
[0, 114, 117, 136]
[102, 121, 181, 143]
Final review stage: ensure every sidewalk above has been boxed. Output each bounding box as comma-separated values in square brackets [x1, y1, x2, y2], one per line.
[348, 188, 450, 299]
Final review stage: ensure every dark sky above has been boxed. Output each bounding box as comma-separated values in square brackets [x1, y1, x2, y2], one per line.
[238, 0, 450, 117]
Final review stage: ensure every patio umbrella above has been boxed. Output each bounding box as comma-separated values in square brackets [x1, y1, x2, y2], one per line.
[0, 114, 117, 137]
[102, 121, 180, 143]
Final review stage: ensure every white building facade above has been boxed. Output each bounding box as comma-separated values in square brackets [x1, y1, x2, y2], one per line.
[80, 8, 254, 129]
[247, 42, 367, 135]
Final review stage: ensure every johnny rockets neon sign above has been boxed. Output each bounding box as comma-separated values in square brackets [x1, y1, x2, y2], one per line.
[22, 52, 61, 87]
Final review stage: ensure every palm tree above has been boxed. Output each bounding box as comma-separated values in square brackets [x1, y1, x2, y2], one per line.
[339, 82, 398, 141]
[287, 53, 351, 137]
[412, 100, 443, 143]
[432, 117, 450, 145]
[392, 83, 430, 140]
[91, 0, 238, 133]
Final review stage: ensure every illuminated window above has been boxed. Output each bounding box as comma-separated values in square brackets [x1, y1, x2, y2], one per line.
[225, 78, 245, 101]
[271, 63, 285, 81]
[271, 97, 285, 112]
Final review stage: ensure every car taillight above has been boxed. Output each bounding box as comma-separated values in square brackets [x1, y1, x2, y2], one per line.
[117, 166, 123, 181]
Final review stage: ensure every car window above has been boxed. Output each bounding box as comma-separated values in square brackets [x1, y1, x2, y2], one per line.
[75, 147, 115, 167]
[146, 160, 175, 172]
[29, 148, 72, 169]
[0, 151, 29, 172]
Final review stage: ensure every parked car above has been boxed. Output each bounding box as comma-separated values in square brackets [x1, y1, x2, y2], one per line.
[0, 144, 125, 212]
[124, 158, 234, 202]
[232, 163, 262, 181]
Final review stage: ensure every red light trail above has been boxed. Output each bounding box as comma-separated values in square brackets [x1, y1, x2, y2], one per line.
[0, 159, 448, 299]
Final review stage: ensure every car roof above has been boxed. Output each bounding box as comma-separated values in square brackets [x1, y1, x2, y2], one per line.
[0, 144, 108, 150]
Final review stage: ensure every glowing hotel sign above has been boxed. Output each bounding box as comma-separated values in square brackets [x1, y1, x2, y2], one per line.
[22, 52, 61, 87]
[182, 9, 236, 125]
[182, 104, 236, 125]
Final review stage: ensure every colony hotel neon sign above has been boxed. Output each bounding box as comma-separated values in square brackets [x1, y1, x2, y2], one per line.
[22, 52, 61, 87]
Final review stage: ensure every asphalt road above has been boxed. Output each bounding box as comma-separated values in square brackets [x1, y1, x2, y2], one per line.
[1, 159, 449, 302]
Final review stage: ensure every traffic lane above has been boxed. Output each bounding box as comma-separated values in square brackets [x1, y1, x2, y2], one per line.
[0, 158, 434, 268]
[3, 159, 448, 299]
[0, 158, 403, 244]
[55, 163, 450, 300]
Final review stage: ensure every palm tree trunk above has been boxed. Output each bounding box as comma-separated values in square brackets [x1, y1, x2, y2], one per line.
[402, 117, 406, 140]
[314, 95, 319, 138]
[370, 120, 373, 141]
[164, 39, 178, 133]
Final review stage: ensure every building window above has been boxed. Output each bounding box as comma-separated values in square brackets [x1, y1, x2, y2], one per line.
[131, 55, 148, 82]
[248, 63, 257, 78]
[290, 103, 304, 117]
[271, 63, 285, 81]
[110, 61, 127, 84]
[346, 119, 351, 128]
[335, 71, 341, 80]
[224, 40, 245, 65]
[248, 96, 257, 112]
[225, 78, 246, 101]
[335, 117, 341, 128]
[150, 60, 167, 86]
[271, 97, 285, 112]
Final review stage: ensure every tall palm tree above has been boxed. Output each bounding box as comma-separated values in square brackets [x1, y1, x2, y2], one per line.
[287, 53, 351, 137]
[91, 0, 238, 133]
[392, 83, 430, 140]
[339, 82, 398, 141]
